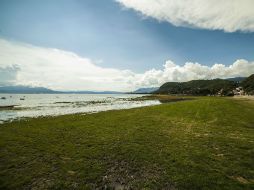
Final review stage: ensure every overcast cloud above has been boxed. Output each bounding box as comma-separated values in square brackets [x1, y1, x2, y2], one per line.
[0, 39, 254, 91]
[116, 0, 254, 32]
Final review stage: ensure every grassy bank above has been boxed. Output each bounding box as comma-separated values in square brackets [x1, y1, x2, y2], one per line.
[0, 97, 254, 189]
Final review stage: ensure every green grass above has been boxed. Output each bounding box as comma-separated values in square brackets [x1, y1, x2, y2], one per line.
[0, 97, 254, 189]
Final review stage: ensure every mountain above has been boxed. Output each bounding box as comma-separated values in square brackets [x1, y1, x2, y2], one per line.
[0, 86, 124, 94]
[155, 79, 237, 96]
[133, 87, 159, 94]
[241, 74, 254, 95]
[0, 86, 57, 94]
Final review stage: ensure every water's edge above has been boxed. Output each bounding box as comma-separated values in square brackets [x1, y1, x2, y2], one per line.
[0, 94, 160, 124]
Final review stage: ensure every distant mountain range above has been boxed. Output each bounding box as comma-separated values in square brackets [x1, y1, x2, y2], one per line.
[0, 86, 124, 94]
[0, 85, 159, 94]
[132, 87, 159, 94]
[0, 86, 56, 94]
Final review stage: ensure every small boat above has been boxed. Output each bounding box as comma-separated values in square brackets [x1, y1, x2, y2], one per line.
[20, 98, 25, 100]
[1, 97, 6, 100]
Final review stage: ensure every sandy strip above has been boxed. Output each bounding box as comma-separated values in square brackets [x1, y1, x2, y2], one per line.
[233, 95, 254, 101]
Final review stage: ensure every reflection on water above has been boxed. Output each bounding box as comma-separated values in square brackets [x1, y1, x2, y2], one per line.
[0, 94, 160, 123]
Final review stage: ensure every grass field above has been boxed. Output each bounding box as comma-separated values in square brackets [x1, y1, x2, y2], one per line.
[0, 96, 254, 189]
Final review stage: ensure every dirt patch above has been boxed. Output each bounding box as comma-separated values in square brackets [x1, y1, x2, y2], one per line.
[100, 160, 134, 189]
[29, 177, 55, 190]
[98, 159, 177, 190]
[233, 95, 254, 101]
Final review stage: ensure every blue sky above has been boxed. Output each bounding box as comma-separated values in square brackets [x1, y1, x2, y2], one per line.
[0, 0, 254, 91]
[1, 0, 253, 71]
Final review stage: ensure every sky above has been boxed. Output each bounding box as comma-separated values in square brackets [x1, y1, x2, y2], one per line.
[0, 0, 254, 91]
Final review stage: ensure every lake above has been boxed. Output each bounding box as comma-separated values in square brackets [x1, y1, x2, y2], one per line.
[0, 94, 160, 123]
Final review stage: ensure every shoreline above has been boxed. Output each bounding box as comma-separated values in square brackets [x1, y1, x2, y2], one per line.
[1, 95, 253, 125]
[0, 95, 194, 124]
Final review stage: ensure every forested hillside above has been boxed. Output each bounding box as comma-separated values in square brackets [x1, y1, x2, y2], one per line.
[241, 74, 254, 95]
[155, 74, 254, 96]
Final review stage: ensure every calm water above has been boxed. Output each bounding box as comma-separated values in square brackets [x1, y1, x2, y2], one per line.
[0, 94, 160, 123]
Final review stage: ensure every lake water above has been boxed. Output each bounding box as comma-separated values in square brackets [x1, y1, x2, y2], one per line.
[0, 94, 160, 123]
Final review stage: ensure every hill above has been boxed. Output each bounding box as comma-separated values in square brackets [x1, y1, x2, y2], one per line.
[155, 79, 237, 96]
[241, 74, 254, 95]
[226, 77, 246, 83]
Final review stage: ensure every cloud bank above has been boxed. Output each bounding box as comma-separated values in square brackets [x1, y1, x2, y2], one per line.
[135, 60, 254, 87]
[116, 0, 254, 32]
[0, 39, 254, 91]
[0, 39, 137, 91]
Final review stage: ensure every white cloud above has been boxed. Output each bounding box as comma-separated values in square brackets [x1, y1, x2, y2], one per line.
[0, 39, 254, 91]
[0, 39, 137, 91]
[116, 0, 254, 32]
[134, 60, 254, 87]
